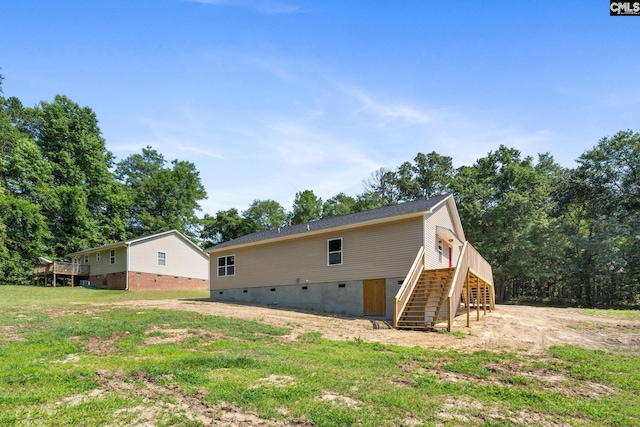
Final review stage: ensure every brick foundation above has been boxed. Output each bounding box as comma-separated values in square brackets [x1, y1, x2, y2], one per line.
[89, 273, 127, 290]
[127, 271, 209, 291]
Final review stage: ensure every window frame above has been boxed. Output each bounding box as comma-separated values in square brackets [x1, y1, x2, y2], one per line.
[109, 249, 116, 265]
[157, 251, 167, 267]
[96, 252, 101, 262]
[327, 238, 343, 266]
[217, 255, 235, 277]
[84, 255, 89, 264]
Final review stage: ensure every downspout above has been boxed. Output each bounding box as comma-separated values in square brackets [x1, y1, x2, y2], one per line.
[207, 253, 211, 293]
[125, 243, 131, 290]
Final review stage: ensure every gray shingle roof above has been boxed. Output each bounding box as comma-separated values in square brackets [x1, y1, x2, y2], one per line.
[67, 229, 206, 257]
[206, 194, 450, 252]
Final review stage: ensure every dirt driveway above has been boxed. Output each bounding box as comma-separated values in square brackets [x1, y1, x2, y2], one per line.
[114, 299, 640, 353]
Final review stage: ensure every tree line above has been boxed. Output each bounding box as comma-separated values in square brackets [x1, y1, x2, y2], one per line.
[1, 75, 638, 306]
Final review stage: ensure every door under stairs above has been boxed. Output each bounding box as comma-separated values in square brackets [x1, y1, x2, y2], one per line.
[396, 268, 454, 330]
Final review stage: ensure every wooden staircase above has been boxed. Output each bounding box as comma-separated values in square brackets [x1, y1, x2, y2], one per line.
[396, 268, 454, 330]
[394, 243, 494, 332]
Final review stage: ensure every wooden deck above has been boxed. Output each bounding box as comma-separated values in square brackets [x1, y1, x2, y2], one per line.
[32, 262, 90, 287]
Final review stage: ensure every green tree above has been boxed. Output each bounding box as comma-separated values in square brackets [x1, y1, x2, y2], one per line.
[291, 189, 322, 224]
[114, 146, 165, 190]
[453, 146, 563, 302]
[353, 191, 385, 212]
[555, 130, 640, 305]
[362, 167, 397, 206]
[412, 151, 454, 198]
[200, 208, 256, 248]
[0, 194, 51, 284]
[243, 199, 288, 231]
[115, 146, 207, 240]
[388, 152, 454, 201]
[2, 137, 54, 205]
[0, 184, 9, 278]
[30, 95, 129, 253]
[322, 193, 357, 218]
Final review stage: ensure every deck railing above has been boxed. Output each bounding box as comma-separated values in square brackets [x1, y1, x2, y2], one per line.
[393, 246, 425, 328]
[445, 242, 493, 331]
[32, 262, 90, 276]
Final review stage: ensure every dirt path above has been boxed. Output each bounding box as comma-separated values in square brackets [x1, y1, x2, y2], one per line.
[113, 299, 640, 353]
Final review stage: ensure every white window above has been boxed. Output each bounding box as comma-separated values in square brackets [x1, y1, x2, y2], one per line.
[328, 238, 343, 266]
[438, 239, 443, 263]
[84, 255, 89, 264]
[217, 255, 235, 277]
[96, 252, 101, 262]
[109, 249, 116, 265]
[157, 251, 167, 267]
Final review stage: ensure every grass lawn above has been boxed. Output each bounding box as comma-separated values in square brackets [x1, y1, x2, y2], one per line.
[1, 285, 639, 426]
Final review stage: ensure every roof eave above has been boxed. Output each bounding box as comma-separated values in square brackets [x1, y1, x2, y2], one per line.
[67, 242, 128, 258]
[205, 209, 432, 254]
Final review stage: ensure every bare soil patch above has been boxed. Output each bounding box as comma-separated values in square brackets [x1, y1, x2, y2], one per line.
[50, 369, 314, 426]
[142, 326, 223, 345]
[111, 300, 640, 354]
[437, 396, 574, 427]
[2, 325, 27, 342]
[251, 375, 296, 389]
[82, 332, 130, 355]
[315, 392, 362, 409]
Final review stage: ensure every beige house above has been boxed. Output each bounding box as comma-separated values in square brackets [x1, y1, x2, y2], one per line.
[67, 230, 209, 291]
[206, 194, 495, 330]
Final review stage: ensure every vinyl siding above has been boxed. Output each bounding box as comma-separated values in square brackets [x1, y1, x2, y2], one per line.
[74, 246, 127, 275]
[424, 202, 463, 269]
[129, 233, 208, 279]
[210, 216, 424, 290]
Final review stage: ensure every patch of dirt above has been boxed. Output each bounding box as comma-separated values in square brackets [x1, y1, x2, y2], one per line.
[109, 300, 640, 354]
[566, 381, 616, 399]
[400, 412, 423, 427]
[251, 375, 296, 389]
[53, 353, 81, 364]
[143, 326, 226, 346]
[433, 369, 503, 386]
[2, 325, 27, 342]
[55, 369, 316, 426]
[523, 368, 566, 383]
[83, 332, 130, 355]
[43, 309, 72, 318]
[144, 327, 190, 344]
[437, 396, 483, 424]
[56, 389, 104, 406]
[396, 357, 616, 402]
[315, 392, 361, 409]
[397, 360, 429, 376]
[437, 396, 574, 427]
[486, 360, 522, 376]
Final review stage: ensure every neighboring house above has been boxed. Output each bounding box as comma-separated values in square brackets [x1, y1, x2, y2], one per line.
[206, 194, 494, 330]
[67, 230, 209, 291]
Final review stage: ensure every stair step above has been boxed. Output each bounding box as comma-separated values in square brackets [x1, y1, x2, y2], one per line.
[397, 268, 455, 331]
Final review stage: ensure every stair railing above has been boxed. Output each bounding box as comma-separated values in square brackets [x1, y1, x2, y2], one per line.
[393, 246, 425, 328]
[445, 242, 494, 331]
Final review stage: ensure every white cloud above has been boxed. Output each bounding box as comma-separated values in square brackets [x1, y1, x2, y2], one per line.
[344, 87, 432, 125]
[107, 65, 560, 215]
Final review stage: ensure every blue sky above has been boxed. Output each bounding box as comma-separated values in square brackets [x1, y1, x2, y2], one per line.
[1, 0, 639, 214]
